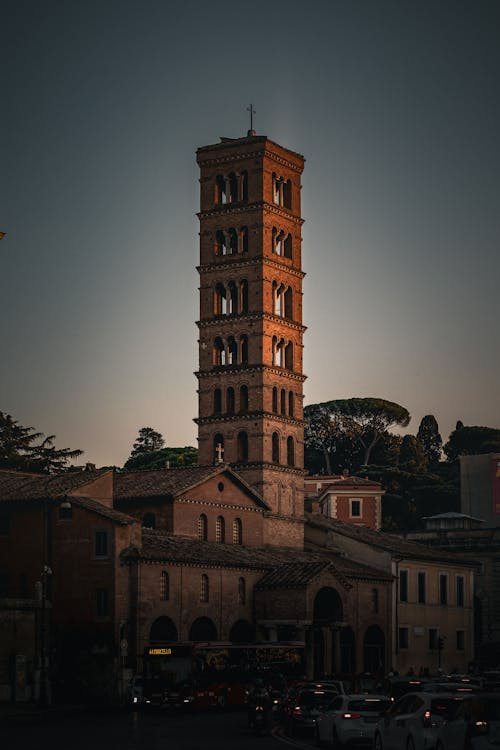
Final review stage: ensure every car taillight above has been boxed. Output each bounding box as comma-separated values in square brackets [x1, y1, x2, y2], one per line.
[293, 707, 302, 716]
[473, 720, 490, 735]
[342, 713, 362, 719]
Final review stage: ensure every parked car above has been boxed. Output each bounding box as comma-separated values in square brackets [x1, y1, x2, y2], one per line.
[373, 692, 460, 750]
[315, 693, 391, 747]
[435, 693, 500, 750]
[284, 688, 338, 736]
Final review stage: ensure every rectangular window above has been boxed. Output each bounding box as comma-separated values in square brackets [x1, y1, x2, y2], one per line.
[456, 576, 465, 607]
[94, 530, 109, 559]
[418, 572, 426, 604]
[439, 574, 448, 605]
[429, 628, 439, 650]
[456, 630, 465, 651]
[399, 570, 408, 602]
[96, 588, 108, 617]
[398, 627, 409, 650]
[350, 499, 362, 518]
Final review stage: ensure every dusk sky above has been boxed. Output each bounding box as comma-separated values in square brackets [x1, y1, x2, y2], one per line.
[2, 0, 499, 468]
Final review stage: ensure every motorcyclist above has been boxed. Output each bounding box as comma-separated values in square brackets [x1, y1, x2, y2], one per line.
[247, 678, 270, 729]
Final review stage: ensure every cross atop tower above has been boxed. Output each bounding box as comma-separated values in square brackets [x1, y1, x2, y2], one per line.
[246, 103, 256, 136]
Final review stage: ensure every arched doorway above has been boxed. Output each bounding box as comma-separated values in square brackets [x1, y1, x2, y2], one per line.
[229, 619, 255, 644]
[340, 626, 356, 674]
[312, 587, 343, 677]
[363, 625, 385, 674]
[189, 617, 218, 642]
[149, 616, 178, 643]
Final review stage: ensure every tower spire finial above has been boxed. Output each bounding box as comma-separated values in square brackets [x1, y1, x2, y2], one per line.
[246, 103, 256, 136]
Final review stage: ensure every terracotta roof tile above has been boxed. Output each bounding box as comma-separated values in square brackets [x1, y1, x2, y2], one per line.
[0, 469, 108, 502]
[70, 496, 136, 525]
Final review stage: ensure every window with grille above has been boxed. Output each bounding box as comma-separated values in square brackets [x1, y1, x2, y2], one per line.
[200, 574, 209, 602]
[160, 571, 169, 601]
[216, 516, 225, 543]
[233, 518, 242, 545]
[198, 514, 207, 541]
[456, 575, 465, 607]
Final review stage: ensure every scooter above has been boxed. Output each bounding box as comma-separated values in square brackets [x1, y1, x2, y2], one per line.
[248, 702, 268, 734]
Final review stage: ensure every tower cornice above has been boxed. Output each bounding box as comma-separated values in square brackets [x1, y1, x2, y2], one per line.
[194, 365, 307, 383]
[196, 312, 307, 334]
[194, 411, 305, 428]
[198, 200, 304, 225]
[197, 255, 306, 281]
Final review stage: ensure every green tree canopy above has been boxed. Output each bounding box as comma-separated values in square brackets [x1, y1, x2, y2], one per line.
[0, 411, 83, 473]
[444, 425, 500, 462]
[304, 397, 410, 473]
[417, 414, 443, 466]
[129, 427, 165, 457]
[123, 446, 198, 471]
[399, 434, 428, 473]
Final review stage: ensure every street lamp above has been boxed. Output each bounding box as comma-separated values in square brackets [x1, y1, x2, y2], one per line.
[38, 495, 71, 707]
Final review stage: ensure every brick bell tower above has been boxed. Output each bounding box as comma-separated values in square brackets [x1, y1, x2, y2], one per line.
[195, 131, 306, 545]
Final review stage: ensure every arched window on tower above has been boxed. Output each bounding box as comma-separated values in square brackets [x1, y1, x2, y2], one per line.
[227, 281, 238, 314]
[215, 175, 226, 204]
[283, 179, 292, 209]
[240, 334, 248, 364]
[160, 571, 169, 601]
[228, 173, 238, 203]
[214, 434, 224, 465]
[284, 233, 292, 259]
[288, 391, 294, 417]
[273, 228, 285, 256]
[280, 389, 286, 415]
[215, 230, 227, 256]
[239, 226, 249, 253]
[216, 516, 225, 543]
[228, 337, 238, 365]
[239, 385, 248, 413]
[198, 514, 208, 541]
[227, 387, 235, 415]
[237, 431, 249, 462]
[213, 388, 222, 414]
[214, 283, 227, 315]
[213, 337, 225, 366]
[284, 287, 293, 319]
[240, 172, 248, 201]
[272, 432, 280, 463]
[200, 574, 209, 602]
[239, 280, 248, 312]
[233, 518, 242, 545]
[275, 338, 285, 367]
[285, 341, 293, 370]
[272, 386, 278, 413]
[229, 227, 238, 254]
[287, 436, 295, 466]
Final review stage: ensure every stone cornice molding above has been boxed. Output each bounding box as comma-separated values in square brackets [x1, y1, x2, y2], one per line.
[198, 200, 304, 225]
[196, 312, 307, 335]
[194, 411, 305, 428]
[195, 365, 307, 383]
[197, 256, 306, 281]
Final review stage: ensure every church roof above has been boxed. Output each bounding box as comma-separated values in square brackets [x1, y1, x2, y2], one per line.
[114, 465, 268, 508]
[70, 495, 136, 525]
[121, 529, 392, 583]
[0, 468, 109, 502]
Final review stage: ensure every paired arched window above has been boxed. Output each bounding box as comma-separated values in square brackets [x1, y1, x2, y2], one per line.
[237, 431, 249, 462]
[272, 174, 292, 209]
[198, 514, 208, 541]
[238, 577, 246, 605]
[233, 518, 242, 545]
[216, 516, 225, 543]
[287, 436, 295, 466]
[272, 228, 293, 258]
[214, 279, 248, 315]
[200, 574, 209, 602]
[272, 282, 293, 320]
[160, 571, 169, 601]
[213, 335, 249, 368]
[215, 171, 248, 204]
[213, 337, 225, 366]
[214, 227, 248, 256]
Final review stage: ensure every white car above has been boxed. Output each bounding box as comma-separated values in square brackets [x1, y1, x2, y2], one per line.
[435, 694, 500, 750]
[373, 692, 458, 750]
[315, 693, 390, 747]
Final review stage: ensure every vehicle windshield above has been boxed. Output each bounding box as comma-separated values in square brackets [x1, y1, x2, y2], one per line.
[348, 698, 391, 713]
[297, 690, 337, 708]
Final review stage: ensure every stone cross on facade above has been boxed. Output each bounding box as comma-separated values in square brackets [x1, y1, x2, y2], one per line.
[215, 442, 224, 464]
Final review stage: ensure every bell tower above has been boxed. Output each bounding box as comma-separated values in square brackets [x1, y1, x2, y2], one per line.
[195, 132, 306, 544]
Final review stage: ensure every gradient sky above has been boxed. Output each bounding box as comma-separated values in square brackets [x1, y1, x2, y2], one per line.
[2, 0, 499, 468]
